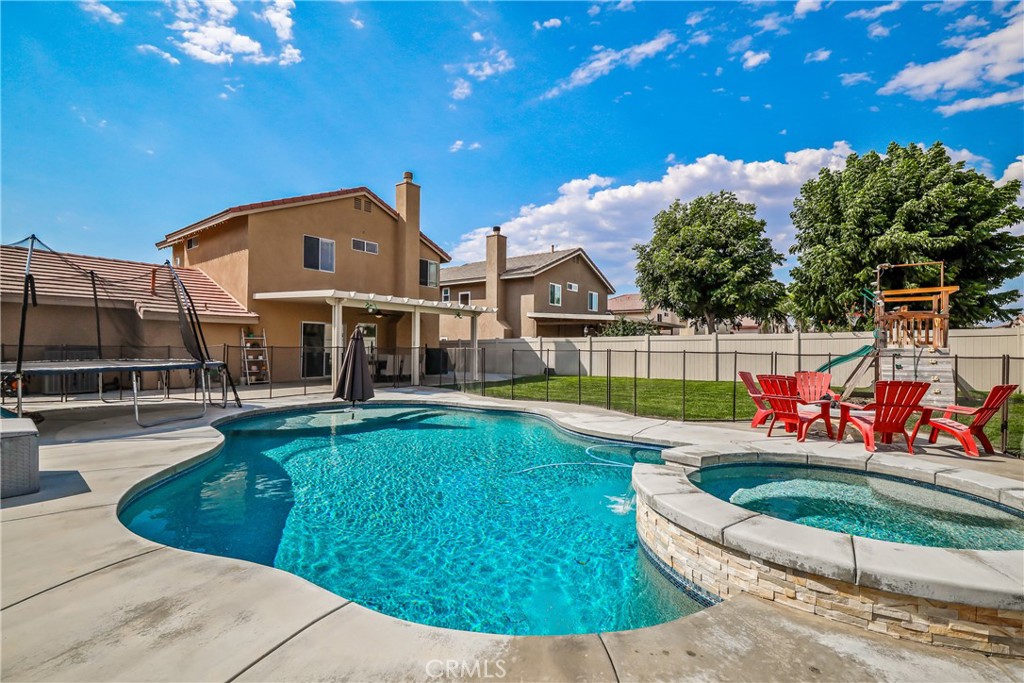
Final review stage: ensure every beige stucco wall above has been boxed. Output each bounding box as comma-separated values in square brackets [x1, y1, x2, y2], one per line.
[174, 216, 250, 304]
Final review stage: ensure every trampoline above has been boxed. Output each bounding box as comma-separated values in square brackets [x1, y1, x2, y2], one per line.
[2, 235, 243, 427]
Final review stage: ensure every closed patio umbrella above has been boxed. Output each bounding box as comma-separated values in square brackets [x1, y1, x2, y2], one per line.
[333, 327, 375, 405]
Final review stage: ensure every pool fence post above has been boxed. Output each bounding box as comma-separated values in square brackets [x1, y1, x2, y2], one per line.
[577, 348, 582, 405]
[632, 349, 638, 416]
[732, 350, 738, 422]
[268, 346, 273, 399]
[605, 348, 611, 411]
[545, 349, 550, 402]
[953, 355, 959, 405]
[480, 347, 486, 396]
[511, 349, 516, 400]
[681, 350, 687, 421]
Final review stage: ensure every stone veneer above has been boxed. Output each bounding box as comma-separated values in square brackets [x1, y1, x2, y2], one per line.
[638, 496, 1024, 658]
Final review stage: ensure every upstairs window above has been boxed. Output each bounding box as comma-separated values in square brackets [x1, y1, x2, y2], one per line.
[352, 238, 379, 255]
[419, 259, 439, 287]
[304, 235, 335, 272]
[186, 237, 199, 250]
[588, 291, 598, 311]
[441, 288, 450, 303]
[459, 291, 471, 305]
[567, 282, 579, 292]
[549, 283, 562, 307]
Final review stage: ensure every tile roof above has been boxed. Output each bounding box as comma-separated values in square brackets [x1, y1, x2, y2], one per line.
[1, 246, 256, 321]
[440, 248, 582, 283]
[608, 293, 648, 313]
[156, 186, 451, 261]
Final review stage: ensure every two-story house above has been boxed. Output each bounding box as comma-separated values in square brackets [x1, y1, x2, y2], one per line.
[607, 293, 690, 335]
[439, 227, 615, 339]
[157, 172, 489, 385]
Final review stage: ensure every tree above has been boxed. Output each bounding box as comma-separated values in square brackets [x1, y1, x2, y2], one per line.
[633, 191, 786, 333]
[598, 316, 660, 337]
[789, 141, 1024, 328]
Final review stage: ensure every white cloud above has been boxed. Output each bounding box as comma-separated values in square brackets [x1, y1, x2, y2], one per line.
[136, 44, 181, 65]
[728, 35, 753, 53]
[471, 31, 484, 42]
[924, 0, 967, 13]
[869, 105, 880, 112]
[997, 155, 1024, 188]
[840, 72, 872, 86]
[879, 22, 1023, 99]
[740, 95, 751, 102]
[450, 140, 482, 153]
[449, 140, 464, 153]
[764, 103, 772, 109]
[256, 0, 295, 41]
[164, 0, 299, 66]
[779, 129, 787, 135]
[714, 66, 723, 76]
[686, 10, 707, 26]
[943, 145, 993, 174]
[794, 0, 823, 18]
[846, 1, 902, 20]
[804, 48, 831, 63]
[587, 5, 601, 17]
[450, 77, 472, 100]
[665, 152, 677, 163]
[466, 46, 516, 81]
[867, 22, 896, 39]
[742, 50, 771, 69]
[350, 17, 365, 29]
[79, 0, 124, 25]
[946, 14, 989, 32]
[469, 142, 482, 150]
[542, 30, 677, 99]
[448, 142, 856, 290]
[935, 89, 1024, 116]
[753, 12, 790, 34]
[533, 18, 563, 31]
[689, 31, 711, 47]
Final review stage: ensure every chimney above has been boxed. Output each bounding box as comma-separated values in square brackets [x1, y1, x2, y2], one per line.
[486, 225, 508, 325]
[395, 171, 421, 295]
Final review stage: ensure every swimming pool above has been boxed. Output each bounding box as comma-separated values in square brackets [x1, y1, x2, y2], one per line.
[691, 463, 1024, 550]
[119, 404, 704, 635]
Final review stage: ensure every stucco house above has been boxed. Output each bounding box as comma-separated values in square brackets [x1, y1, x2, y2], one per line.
[439, 227, 615, 339]
[606, 293, 689, 335]
[157, 172, 489, 385]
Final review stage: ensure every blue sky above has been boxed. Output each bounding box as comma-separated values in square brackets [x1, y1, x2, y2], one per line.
[2, 0, 1022, 295]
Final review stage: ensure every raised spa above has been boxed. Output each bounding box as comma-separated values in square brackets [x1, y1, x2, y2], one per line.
[119, 405, 705, 636]
[690, 463, 1024, 550]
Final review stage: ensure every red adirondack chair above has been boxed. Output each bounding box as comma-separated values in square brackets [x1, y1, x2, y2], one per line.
[794, 371, 838, 403]
[757, 374, 834, 441]
[924, 384, 1018, 457]
[836, 381, 930, 454]
[739, 371, 773, 428]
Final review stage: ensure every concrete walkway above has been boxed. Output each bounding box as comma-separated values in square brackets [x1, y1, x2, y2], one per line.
[2, 389, 1022, 682]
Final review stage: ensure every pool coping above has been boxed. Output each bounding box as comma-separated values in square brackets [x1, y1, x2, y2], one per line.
[3, 389, 1023, 681]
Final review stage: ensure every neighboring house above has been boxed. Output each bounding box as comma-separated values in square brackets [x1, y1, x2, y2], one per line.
[607, 293, 689, 335]
[156, 172, 488, 384]
[0, 245, 256, 392]
[439, 227, 615, 339]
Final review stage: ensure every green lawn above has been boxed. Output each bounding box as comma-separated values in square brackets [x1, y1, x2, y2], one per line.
[452, 375, 1022, 455]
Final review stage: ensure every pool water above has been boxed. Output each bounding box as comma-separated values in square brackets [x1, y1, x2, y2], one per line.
[119, 405, 703, 635]
[691, 464, 1024, 550]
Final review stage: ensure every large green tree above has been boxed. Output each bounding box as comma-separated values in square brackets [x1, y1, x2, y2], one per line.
[789, 141, 1024, 327]
[634, 191, 785, 332]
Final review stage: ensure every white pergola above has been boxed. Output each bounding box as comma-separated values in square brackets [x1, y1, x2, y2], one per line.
[252, 289, 494, 386]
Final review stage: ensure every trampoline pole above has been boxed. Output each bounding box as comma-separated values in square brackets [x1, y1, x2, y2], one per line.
[90, 271, 103, 359]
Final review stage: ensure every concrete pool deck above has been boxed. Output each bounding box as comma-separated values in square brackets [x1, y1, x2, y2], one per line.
[2, 388, 1022, 682]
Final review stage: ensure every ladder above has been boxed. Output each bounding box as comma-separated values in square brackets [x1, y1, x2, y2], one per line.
[241, 330, 271, 385]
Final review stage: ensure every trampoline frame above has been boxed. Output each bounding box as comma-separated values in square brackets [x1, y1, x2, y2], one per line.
[2, 359, 228, 428]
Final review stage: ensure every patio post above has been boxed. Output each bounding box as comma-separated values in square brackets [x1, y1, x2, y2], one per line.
[411, 308, 421, 386]
[330, 299, 343, 389]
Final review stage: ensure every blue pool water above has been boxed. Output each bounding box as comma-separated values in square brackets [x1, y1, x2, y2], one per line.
[119, 405, 703, 635]
[691, 464, 1024, 550]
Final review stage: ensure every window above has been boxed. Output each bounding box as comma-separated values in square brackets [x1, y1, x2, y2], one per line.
[550, 283, 562, 307]
[303, 235, 335, 272]
[186, 237, 198, 250]
[567, 282, 579, 292]
[588, 291, 599, 312]
[657, 313, 663, 322]
[441, 288, 450, 303]
[352, 238, 379, 255]
[459, 291, 471, 305]
[419, 259, 439, 287]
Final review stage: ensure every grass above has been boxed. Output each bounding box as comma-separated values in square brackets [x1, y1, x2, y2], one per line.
[449, 374, 1022, 455]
